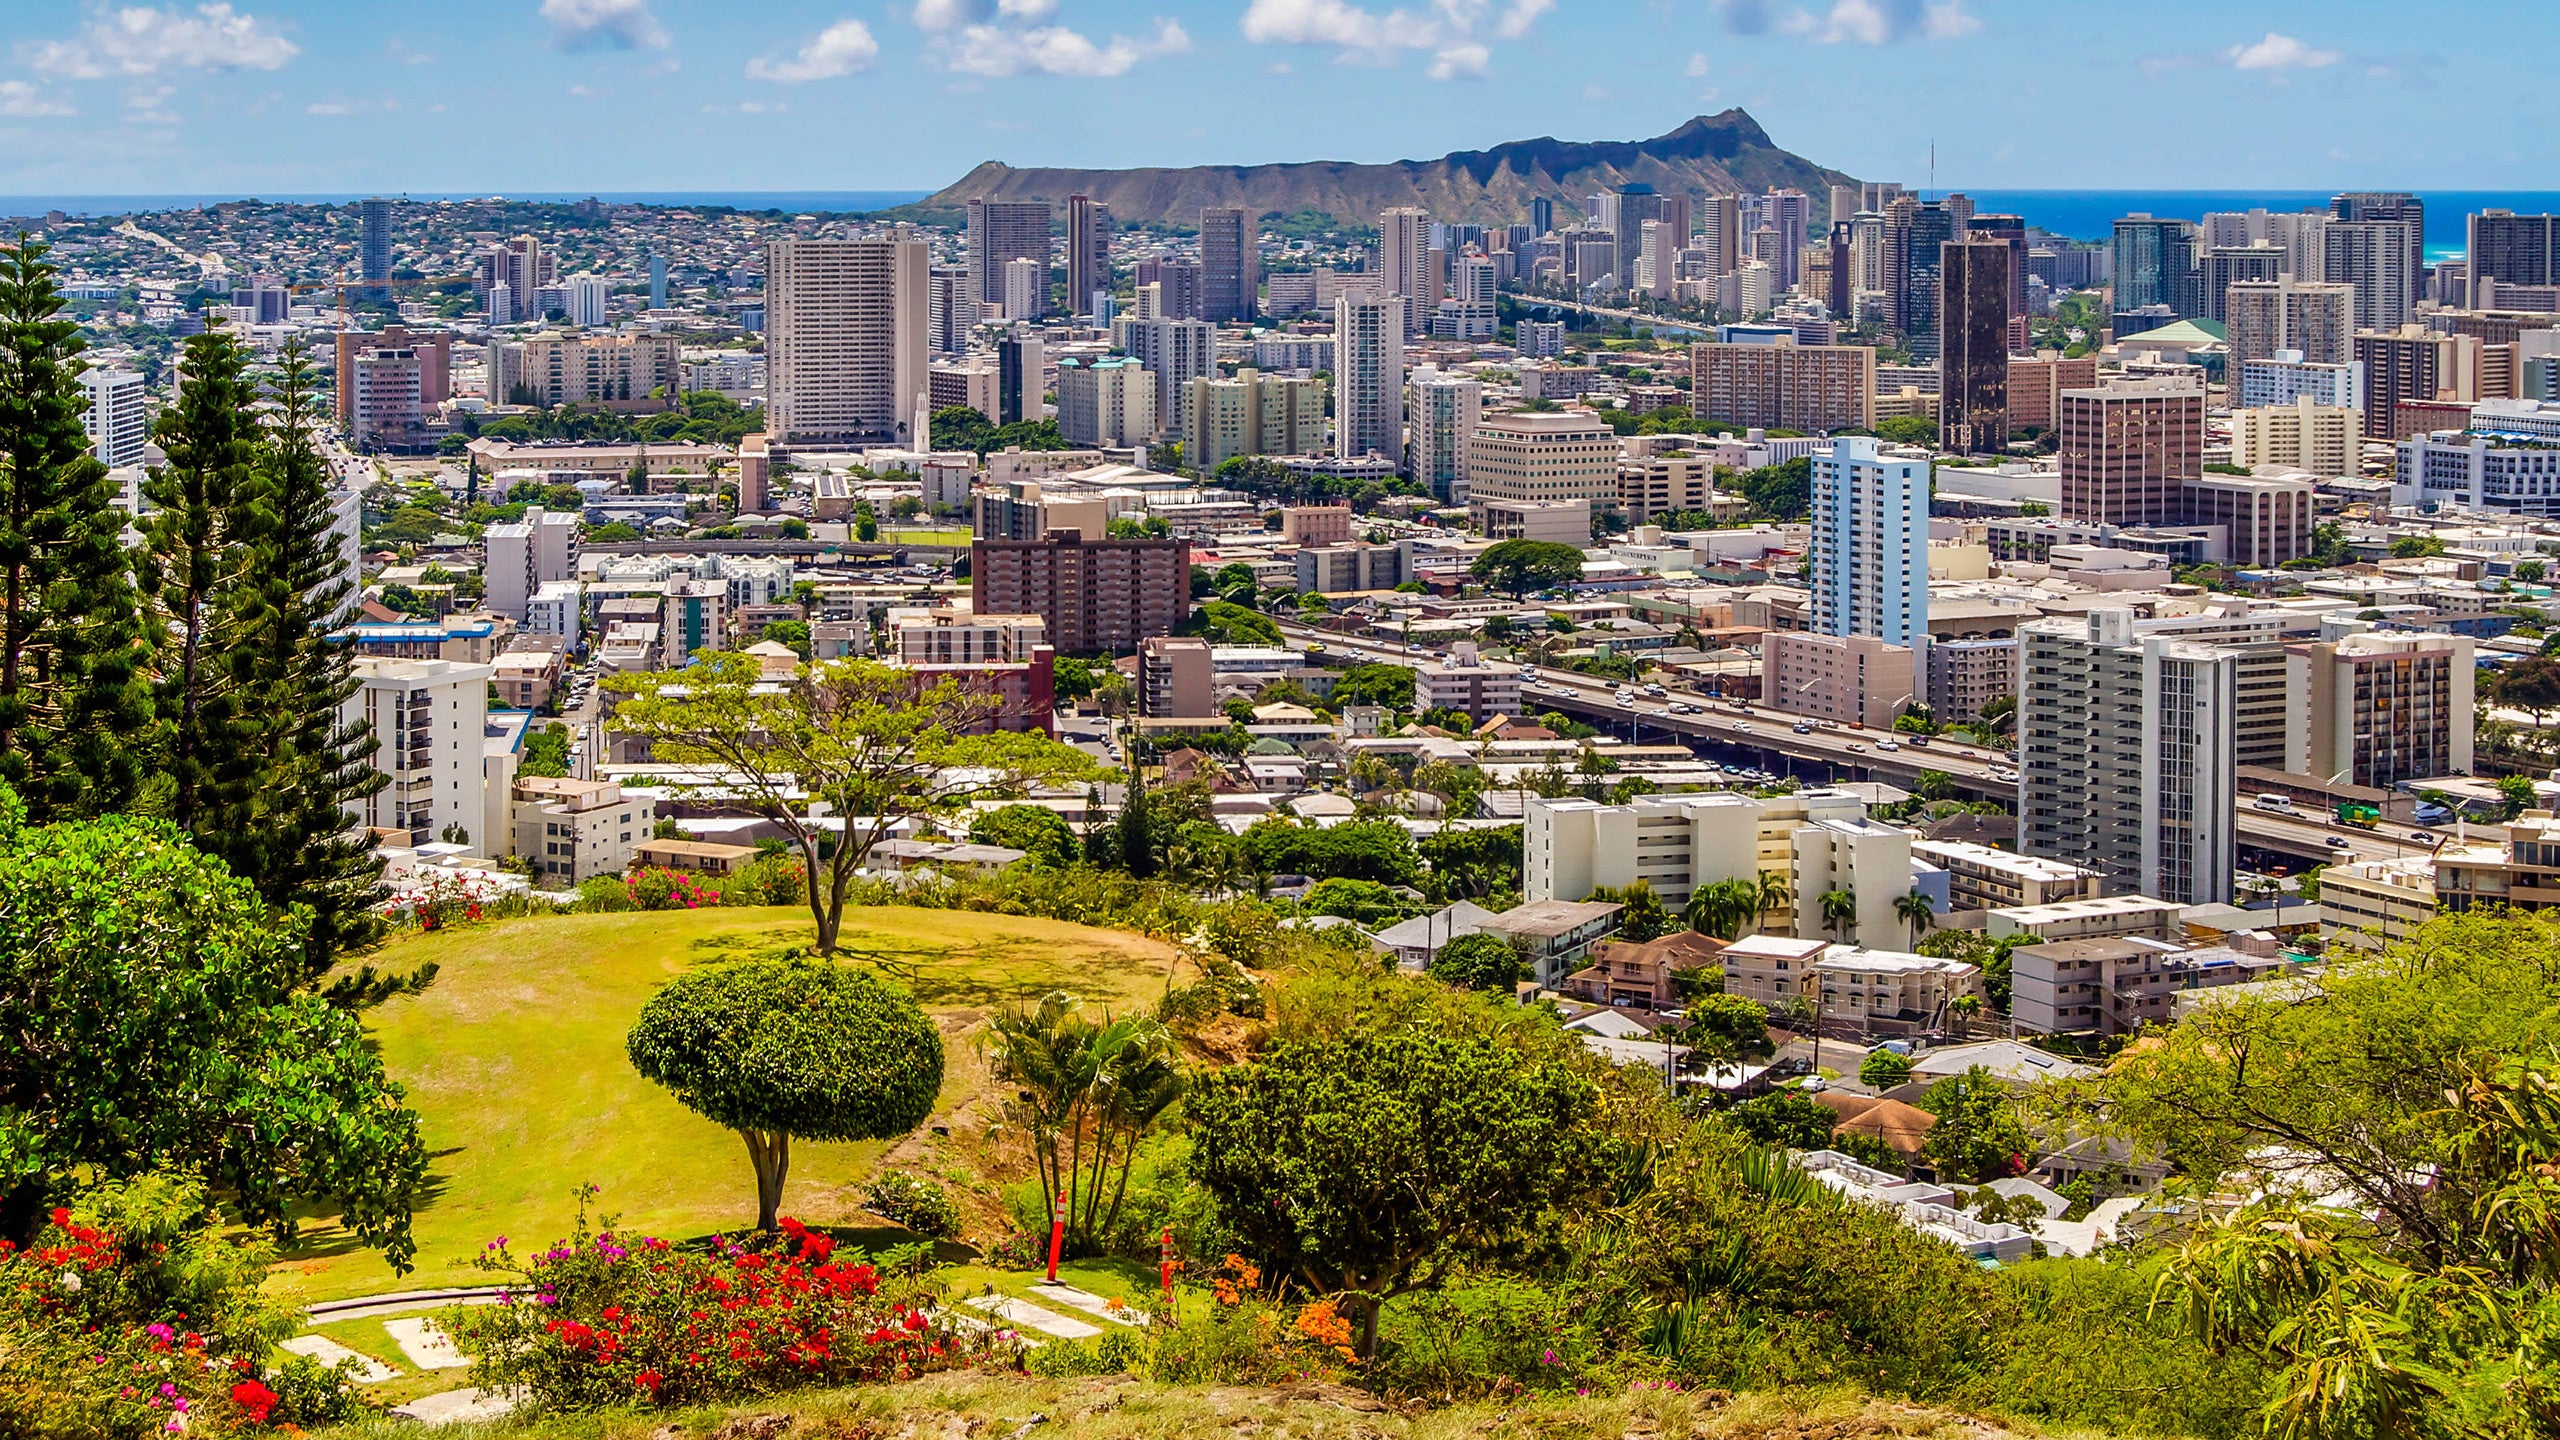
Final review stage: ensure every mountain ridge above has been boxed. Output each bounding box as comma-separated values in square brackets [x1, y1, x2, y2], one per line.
[920, 109, 1859, 229]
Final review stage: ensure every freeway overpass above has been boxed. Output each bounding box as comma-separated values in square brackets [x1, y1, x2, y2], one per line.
[1283, 621, 2429, 871]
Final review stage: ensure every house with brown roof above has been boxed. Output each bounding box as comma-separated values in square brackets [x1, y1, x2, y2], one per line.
[1810, 1090, 1939, 1161]
[1567, 930, 1728, 1009]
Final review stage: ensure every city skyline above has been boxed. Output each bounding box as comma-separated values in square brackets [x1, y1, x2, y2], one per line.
[1, 0, 2552, 197]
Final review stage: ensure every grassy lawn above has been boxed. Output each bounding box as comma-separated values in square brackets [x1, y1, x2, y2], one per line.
[270, 905, 1179, 1306]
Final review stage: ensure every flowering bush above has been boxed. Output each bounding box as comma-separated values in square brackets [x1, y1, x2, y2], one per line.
[379, 868, 508, 930]
[0, 1175, 363, 1437]
[861, 1172, 961, 1240]
[627, 866, 721, 911]
[714, 854, 811, 908]
[448, 1192, 986, 1412]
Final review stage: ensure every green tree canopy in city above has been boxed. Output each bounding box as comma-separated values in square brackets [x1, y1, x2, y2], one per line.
[1470, 539, 1587, 598]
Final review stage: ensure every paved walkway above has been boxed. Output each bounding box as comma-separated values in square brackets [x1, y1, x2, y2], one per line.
[964, 1294, 1101, 1340]
[1031, 1282, 1148, 1327]
[384, 1317, 470, 1370]
[277, 1335, 399, 1384]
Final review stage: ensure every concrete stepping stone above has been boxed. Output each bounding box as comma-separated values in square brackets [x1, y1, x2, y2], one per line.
[964, 1293, 1102, 1339]
[1031, 1282, 1148, 1326]
[383, 1316, 469, 1370]
[389, 1388, 520, 1426]
[278, 1334, 399, 1384]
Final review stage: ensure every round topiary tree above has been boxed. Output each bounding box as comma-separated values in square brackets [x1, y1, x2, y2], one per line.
[626, 961, 945, 1230]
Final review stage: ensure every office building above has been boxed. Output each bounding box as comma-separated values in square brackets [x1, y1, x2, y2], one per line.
[2006, 352, 2098, 433]
[343, 657, 493, 846]
[966, 198, 1051, 310]
[1464, 408, 1616, 521]
[2358, 326, 2481, 441]
[2237, 350, 2366, 414]
[1688, 338, 1875, 432]
[1055, 356, 1156, 447]
[1895, 200, 1958, 358]
[1186, 367, 1324, 472]
[647, 253, 667, 310]
[2180, 471, 2318, 567]
[2398, 428, 2560, 515]
[2018, 609, 2238, 906]
[2285, 632, 2475, 790]
[2057, 378, 2204, 526]
[970, 533, 1189, 656]
[1939, 237, 2012, 453]
[1200, 206, 1255, 322]
[482, 506, 582, 621]
[996, 331, 1041, 426]
[2230, 395, 2358, 476]
[764, 234, 930, 445]
[1125, 317, 1216, 437]
[1808, 436, 1929, 645]
[1334, 293, 1406, 461]
[348, 347, 425, 449]
[1379, 207, 1433, 334]
[2111, 215, 2203, 323]
[79, 368, 147, 468]
[1405, 365, 1480, 505]
[1066, 194, 1111, 319]
[1761, 631, 1917, 731]
[2225, 278, 2354, 367]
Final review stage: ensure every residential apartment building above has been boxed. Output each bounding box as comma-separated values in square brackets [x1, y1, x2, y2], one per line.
[1295, 543, 1408, 594]
[2018, 608, 2238, 906]
[1055, 356, 1156, 447]
[970, 534, 1189, 656]
[1923, 636, 2018, 726]
[1414, 641, 1520, 722]
[2235, 351, 2367, 416]
[2325, 213, 2420, 331]
[1199, 206, 1255, 321]
[2006, 351, 2097, 433]
[2230, 395, 2358, 476]
[1617, 455, 1719, 523]
[491, 332, 683, 411]
[974, 479, 1108, 542]
[482, 505, 582, 621]
[2317, 855, 2439, 952]
[348, 347, 426, 450]
[79, 369, 147, 468]
[2009, 936, 2286, 1036]
[1279, 505, 1354, 546]
[343, 658, 491, 846]
[2224, 278, 2354, 366]
[2438, 816, 2560, 914]
[1718, 934, 1833, 1011]
[2397, 428, 2560, 516]
[2057, 378, 2204, 526]
[1405, 366, 1480, 505]
[966, 198, 1051, 311]
[2357, 325, 2481, 442]
[1138, 635, 1215, 718]
[1687, 338, 1875, 433]
[1761, 631, 1916, 731]
[893, 609, 1047, 666]
[660, 581, 727, 668]
[1124, 317, 1216, 438]
[511, 776, 651, 886]
[1909, 840, 2103, 912]
[1464, 409, 1618, 524]
[1187, 367, 1325, 472]
[1812, 946, 1984, 1034]
[765, 234, 930, 445]
[1065, 194, 1110, 318]
[2284, 631, 2475, 790]
[1334, 293, 1406, 460]
[1808, 436, 1929, 644]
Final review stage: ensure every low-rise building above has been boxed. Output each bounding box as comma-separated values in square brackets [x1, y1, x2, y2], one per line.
[1482, 899, 1625, 988]
[1718, 933, 1831, 1009]
[1987, 894, 2187, 944]
[1415, 640, 1521, 722]
[2008, 935, 2292, 1035]
[2317, 855, 2438, 951]
[1475, 498, 1592, 543]
[1761, 631, 1916, 731]
[2435, 815, 2560, 913]
[1296, 542, 1409, 594]
[1812, 946, 1984, 1034]
[492, 648, 564, 710]
[512, 776, 652, 886]
[1567, 930, 1728, 1009]
[1909, 840, 2103, 912]
[632, 838, 762, 876]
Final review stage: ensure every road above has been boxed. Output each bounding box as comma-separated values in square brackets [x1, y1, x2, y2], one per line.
[1284, 620, 2422, 869]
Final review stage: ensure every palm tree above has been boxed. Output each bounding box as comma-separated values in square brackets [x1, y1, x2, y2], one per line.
[1819, 888, 1858, 944]
[1754, 870, 1793, 935]
[1894, 889, 1937, 948]
[1682, 877, 1760, 940]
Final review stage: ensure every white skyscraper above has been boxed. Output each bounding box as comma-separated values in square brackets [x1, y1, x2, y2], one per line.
[1334, 294, 1405, 462]
[343, 657, 494, 847]
[1002, 256, 1044, 321]
[487, 281, 514, 327]
[1126, 318, 1215, 438]
[482, 505, 583, 621]
[1404, 365, 1479, 505]
[564, 274, 611, 328]
[1379, 207, 1432, 336]
[1808, 435, 1929, 645]
[765, 234, 931, 445]
[80, 369, 148, 469]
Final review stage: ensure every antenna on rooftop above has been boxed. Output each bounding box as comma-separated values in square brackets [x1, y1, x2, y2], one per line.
[1928, 141, 1937, 200]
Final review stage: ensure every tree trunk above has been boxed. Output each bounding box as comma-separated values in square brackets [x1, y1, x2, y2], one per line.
[1352, 1291, 1383, 1360]
[742, 1127, 791, 1231]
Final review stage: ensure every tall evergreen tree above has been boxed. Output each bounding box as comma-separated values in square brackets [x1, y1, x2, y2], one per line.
[138, 323, 261, 836]
[227, 345, 389, 979]
[0, 235, 152, 821]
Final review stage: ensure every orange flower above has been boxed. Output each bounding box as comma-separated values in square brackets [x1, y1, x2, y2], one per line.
[1293, 1298, 1353, 1350]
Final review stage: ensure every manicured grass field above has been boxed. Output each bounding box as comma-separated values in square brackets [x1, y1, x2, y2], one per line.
[270, 905, 1179, 1305]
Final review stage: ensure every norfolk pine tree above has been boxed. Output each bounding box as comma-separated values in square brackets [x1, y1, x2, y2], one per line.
[0, 236, 152, 821]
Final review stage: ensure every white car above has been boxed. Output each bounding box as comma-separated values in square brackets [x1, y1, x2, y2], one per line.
[1875, 739, 1900, 751]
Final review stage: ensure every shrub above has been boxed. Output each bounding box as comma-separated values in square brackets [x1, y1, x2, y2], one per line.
[1022, 1323, 1146, 1377]
[627, 866, 721, 911]
[863, 1172, 961, 1240]
[1859, 1048, 1915, 1088]
[1370, 1276, 1600, 1398]
[378, 868, 507, 930]
[718, 854, 809, 908]
[575, 875, 635, 912]
[449, 1197, 983, 1412]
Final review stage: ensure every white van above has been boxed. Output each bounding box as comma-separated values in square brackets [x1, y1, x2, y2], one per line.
[2254, 793, 2294, 812]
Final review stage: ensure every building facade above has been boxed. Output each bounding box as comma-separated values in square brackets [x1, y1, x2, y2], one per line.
[1688, 338, 1875, 433]
[1463, 409, 1619, 522]
[1808, 435, 1929, 644]
[2057, 378, 2204, 526]
[970, 534, 1189, 656]
[765, 235, 930, 445]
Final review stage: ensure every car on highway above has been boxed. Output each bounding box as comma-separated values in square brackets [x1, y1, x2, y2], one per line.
[1734, 722, 1752, 733]
[2327, 835, 2351, 847]
[1875, 739, 1899, 751]
[1668, 702, 1697, 714]
[1791, 721, 1813, 733]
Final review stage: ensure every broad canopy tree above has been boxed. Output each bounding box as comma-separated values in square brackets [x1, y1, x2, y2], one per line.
[626, 960, 944, 1231]
[606, 654, 1096, 955]
[1469, 539, 1588, 599]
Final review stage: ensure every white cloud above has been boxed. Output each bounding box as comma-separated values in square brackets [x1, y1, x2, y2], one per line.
[1238, 0, 1550, 76]
[2228, 31, 2339, 71]
[747, 19, 880, 81]
[1782, 0, 1978, 45]
[24, 4, 298, 79]
[124, 83, 179, 124]
[1684, 51, 1710, 77]
[540, 0, 668, 51]
[942, 16, 1189, 76]
[304, 98, 352, 114]
[0, 81, 74, 117]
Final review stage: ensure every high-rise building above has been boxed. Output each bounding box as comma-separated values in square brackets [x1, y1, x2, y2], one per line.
[1125, 317, 1215, 437]
[1808, 436, 1929, 646]
[232, 277, 289, 325]
[349, 347, 425, 449]
[1066, 195, 1111, 319]
[764, 234, 931, 445]
[1404, 365, 1481, 505]
[1379, 208, 1433, 335]
[79, 369, 147, 468]
[2202, 245, 2288, 324]
[1463, 409, 1617, 520]
[2007, 351, 2100, 433]
[1700, 194, 1745, 280]
[967, 198, 1051, 310]
[2111, 214, 2203, 323]
[2225, 277, 2354, 367]
[1689, 339, 1875, 433]
[564, 274, 610, 329]
[482, 506, 582, 620]
[2236, 351, 2366, 414]
[2018, 609, 2238, 906]
[2230, 395, 2359, 477]
[1199, 206, 1255, 322]
[926, 266, 976, 354]
[1186, 367, 1324, 471]
[1333, 293, 1405, 461]
[344, 658, 493, 846]
[486, 282, 514, 327]
[1758, 190, 1811, 290]
[1897, 200, 1957, 360]
[970, 533, 1190, 656]
[2357, 325, 2481, 441]
[2468, 211, 2560, 302]
[491, 331, 681, 410]
[2285, 632, 2475, 791]
[1529, 197, 1554, 237]
[360, 197, 392, 299]
[2057, 378, 2204, 526]
[2332, 191, 2425, 302]
[1938, 237, 2012, 454]
[996, 331, 1041, 426]
[1134, 257, 1203, 320]
[1054, 356, 1155, 447]
[999, 256, 1042, 322]
[475, 235, 552, 320]
[1964, 212, 2029, 320]
[2326, 216, 2420, 331]
[648, 253, 667, 310]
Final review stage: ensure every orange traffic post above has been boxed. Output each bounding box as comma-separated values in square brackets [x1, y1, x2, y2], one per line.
[1045, 1193, 1068, 1283]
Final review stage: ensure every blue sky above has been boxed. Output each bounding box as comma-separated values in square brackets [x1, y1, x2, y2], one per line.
[0, 0, 2546, 196]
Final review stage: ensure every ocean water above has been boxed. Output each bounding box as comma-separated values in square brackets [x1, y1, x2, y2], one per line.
[1950, 189, 2560, 261]
[0, 190, 935, 219]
